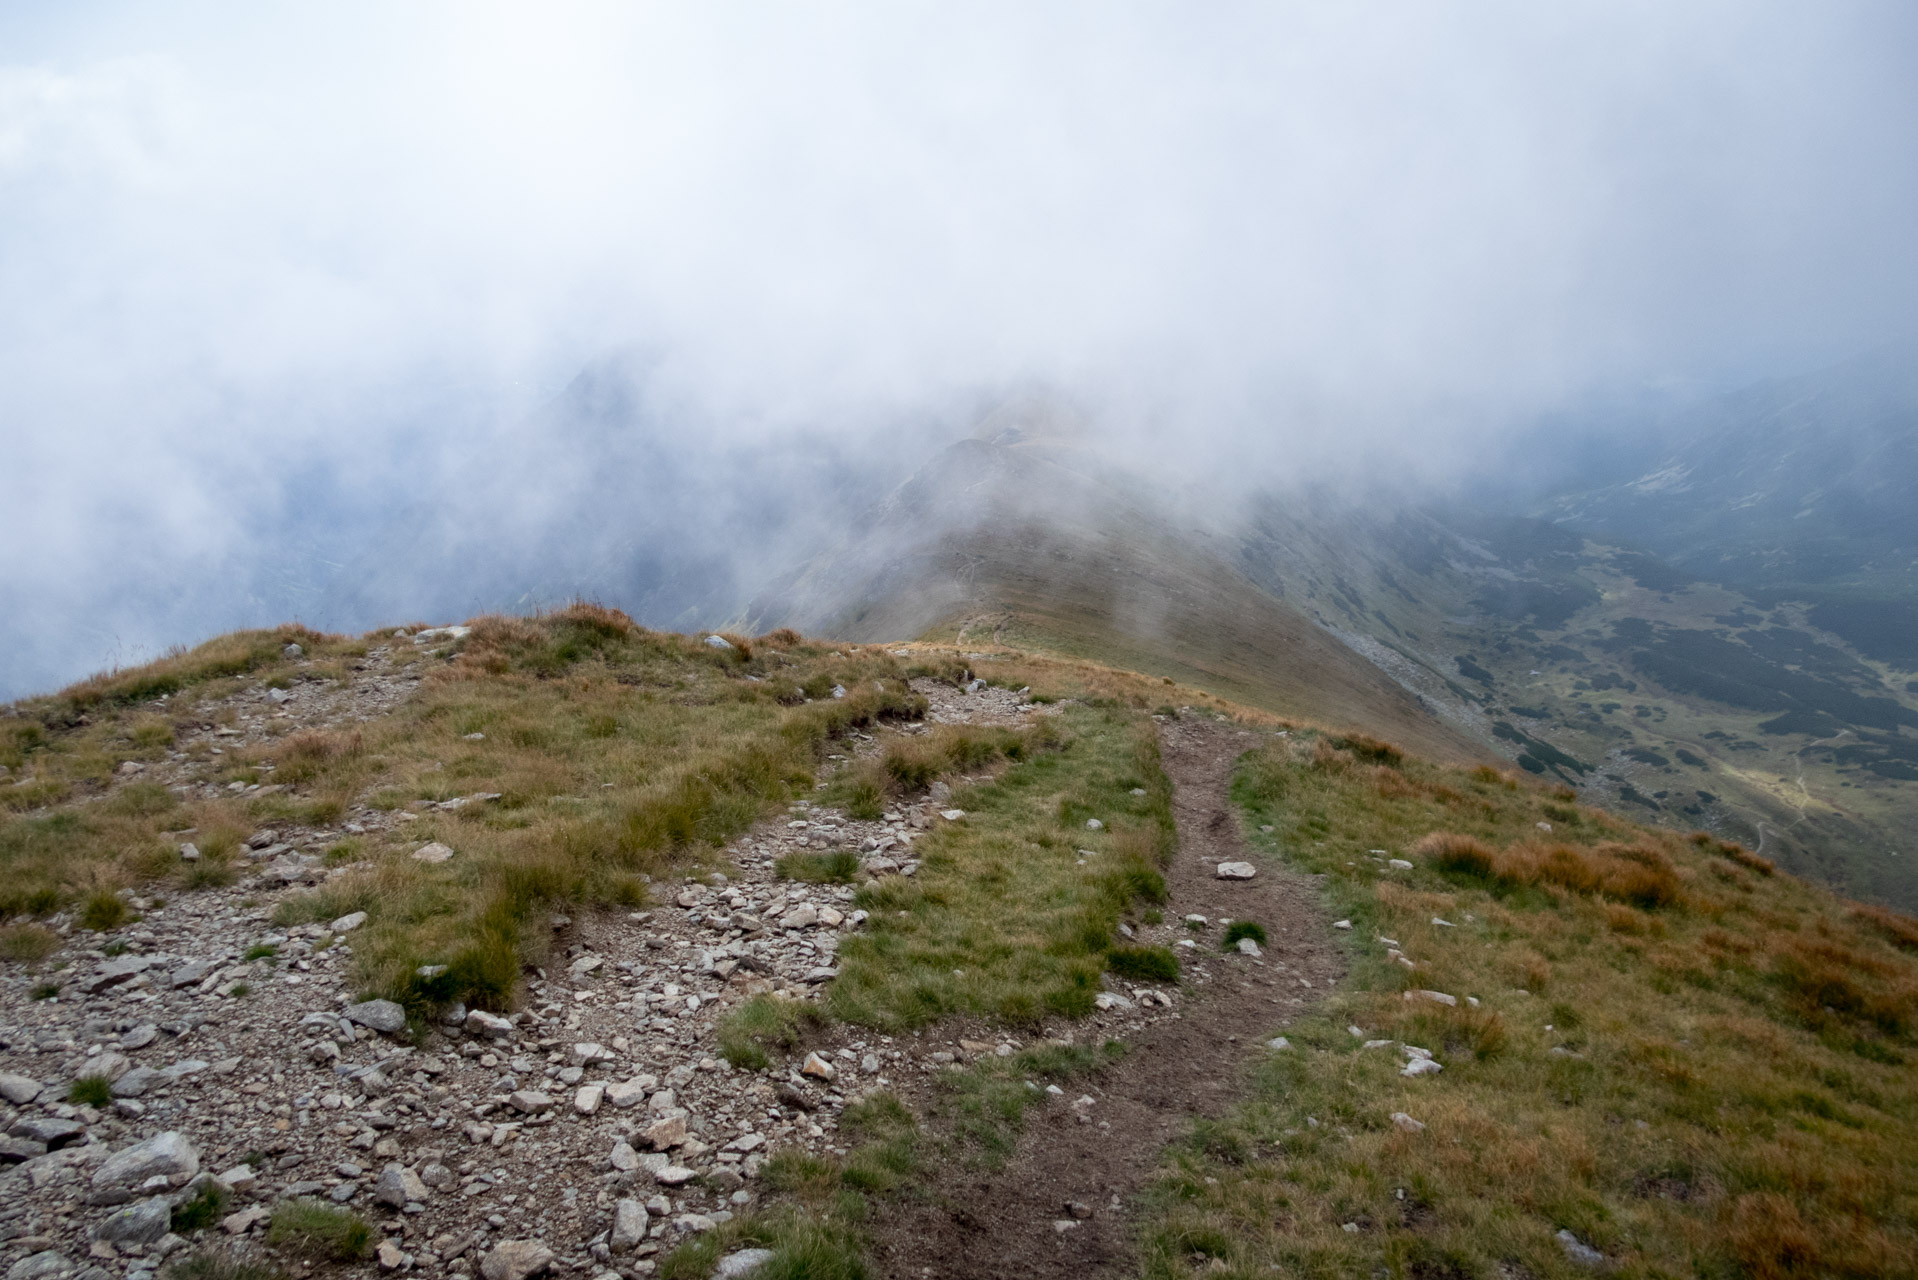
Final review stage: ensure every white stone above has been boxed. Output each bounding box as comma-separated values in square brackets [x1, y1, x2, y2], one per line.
[92, 1132, 199, 1191]
[1236, 938, 1262, 956]
[1332, 919, 1352, 930]
[1404, 990, 1458, 1007]
[715, 1249, 776, 1279]
[1094, 992, 1133, 1011]
[1215, 862, 1257, 880]
[345, 999, 408, 1034]
[1265, 1037, 1291, 1050]
[1388, 859, 1414, 870]
[412, 842, 455, 864]
[574, 1084, 604, 1115]
[609, 1199, 646, 1254]
[330, 911, 367, 933]
[939, 809, 966, 822]
[1085, 819, 1104, 831]
[1390, 1112, 1426, 1134]
[1401, 1057, 1443, 1078]
[703, 635, 733, 650]
[0, 1072, 43, 1105]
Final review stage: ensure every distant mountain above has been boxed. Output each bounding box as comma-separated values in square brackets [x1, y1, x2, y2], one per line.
[746, 377, 1918, 910]
[1543, 352, 1918, 603]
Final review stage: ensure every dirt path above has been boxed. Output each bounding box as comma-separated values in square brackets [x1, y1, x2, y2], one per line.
[867, 717, 1343, 1279]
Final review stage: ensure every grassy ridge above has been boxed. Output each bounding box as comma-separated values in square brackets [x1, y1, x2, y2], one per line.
[829, 701, 1175, 1029]
[1137, 728, 1918, 1279]
[1, 607, 928, 1016]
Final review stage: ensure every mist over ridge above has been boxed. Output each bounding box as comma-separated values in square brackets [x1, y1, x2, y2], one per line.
[4, 3, 1918, 697]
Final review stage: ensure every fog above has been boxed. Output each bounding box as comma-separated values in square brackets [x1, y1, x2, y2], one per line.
[4, 3, 1917, 697]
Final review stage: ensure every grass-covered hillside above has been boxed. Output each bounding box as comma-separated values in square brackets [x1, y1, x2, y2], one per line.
[1140, 730, 1918, 1278]
[4, 614, 1916, 1280]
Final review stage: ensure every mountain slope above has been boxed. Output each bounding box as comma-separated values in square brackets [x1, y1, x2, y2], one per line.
[745, 426, 1483, 766]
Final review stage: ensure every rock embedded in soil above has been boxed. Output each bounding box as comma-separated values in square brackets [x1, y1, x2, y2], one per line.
[714, 1249, 776, 1279]
[344, 999, 408, 1033]
[91, 1131, 199, 1193]
[0, 1072, 43, 1105]
[1214, 861, 1257, 879]
[608, 1200, 645, 1253]
[373, 1162, 429, 1208]
[90, 1198, 171, 1245]
[1391, 1112, 1426, 1133]
[412, 841, 456, 863]
[480, 1239, 555, 1280]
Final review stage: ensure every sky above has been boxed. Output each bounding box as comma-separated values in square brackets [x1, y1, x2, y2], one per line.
[3, 2, 1917, 697]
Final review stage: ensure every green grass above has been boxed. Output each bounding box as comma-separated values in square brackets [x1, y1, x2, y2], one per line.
[68, 1074, 111, 1106]
[658, 1093, 920, 1280]
[717, 994, 826, 1071]
[775, 850, 860, 884]
[162, 1252, 287, 1280]
[266, 1200, 372, 1261]
[1221, 920, 1266, 949]
[1128, 729, 1918, 1279]
[77, 889, 133, 932]
[1107, 944, 1181, 982]
[29, 982, 58, 1000]
[925, 1039, 1126, 1164]
[827, 701, 1175, 1030]
[0, 923, 60, 964]
[170, 1180, 229, 1232]
[242, 943, 277, 961]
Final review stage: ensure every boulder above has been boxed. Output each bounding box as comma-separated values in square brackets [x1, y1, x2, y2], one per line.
[344, 1000, 408, 1034]
[13, 1117, 86, 1149]
[603, 1079, 649, 1110]
[111, 1068, 168, 1099]
[92, 1197, 171, 1245]
[91, 1132, 199, 1192]
[0, 1073, 43, 1105]
[480, 1240, 555, 1280]
[465, 1009, 513, 1038]
[7, 1252, 74, 1280]
[373, 1163, 429, 1209]
[641, 1115, 686, 1150]
[608, 1200, 645, 1254]
[0, 1136, 47, 1162]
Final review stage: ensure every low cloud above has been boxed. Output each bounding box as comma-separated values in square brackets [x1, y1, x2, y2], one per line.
[3, 3, 1916, 695]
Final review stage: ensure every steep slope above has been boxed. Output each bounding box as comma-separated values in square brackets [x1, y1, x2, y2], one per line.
[1542, 351, 1918, 599]
[745, 421, 1482, 766]
[1228, 495, 1918, 909]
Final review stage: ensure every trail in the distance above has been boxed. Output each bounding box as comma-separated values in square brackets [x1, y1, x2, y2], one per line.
[866, 717, 1342, 1279]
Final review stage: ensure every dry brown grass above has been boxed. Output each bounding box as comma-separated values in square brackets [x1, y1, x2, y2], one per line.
[1141, 722, 1918, 1278]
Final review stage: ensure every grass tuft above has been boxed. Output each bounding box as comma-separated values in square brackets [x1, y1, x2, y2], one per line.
[1221, 920, 1266, 948]
[68, 1074, 111, 1106]
[776, 851, 860, 884]
[1106, 944, 1180, 983]
[717, 994, 827, 1070]
[170, 1180, 229, 1232]
[267, 1200, 373, 1261]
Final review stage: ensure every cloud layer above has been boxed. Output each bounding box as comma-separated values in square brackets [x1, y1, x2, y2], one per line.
[4, 2, 1916, 695]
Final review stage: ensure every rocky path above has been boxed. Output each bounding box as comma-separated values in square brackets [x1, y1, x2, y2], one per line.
[864, 716, 1342, 1280]
[0, 661, 1333, 1280]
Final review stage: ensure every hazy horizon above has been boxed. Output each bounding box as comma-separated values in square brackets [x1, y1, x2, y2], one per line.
[5, 3, 1918, 698]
